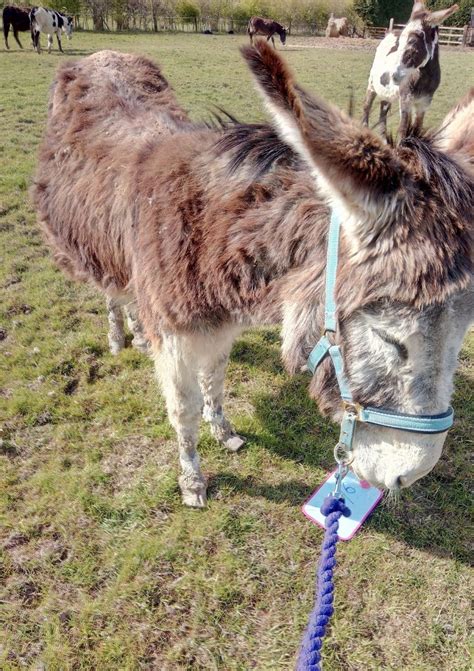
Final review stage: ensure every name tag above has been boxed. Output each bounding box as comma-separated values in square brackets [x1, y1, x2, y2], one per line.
[302, 470, 383, 541]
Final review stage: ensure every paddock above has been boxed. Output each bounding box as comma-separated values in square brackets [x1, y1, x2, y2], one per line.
[0, 32, 473, 670]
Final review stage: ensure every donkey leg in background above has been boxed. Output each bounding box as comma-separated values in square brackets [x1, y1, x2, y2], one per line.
[13, 29, 23, 49]
[153, 334, 208, 508]
[33, 30, 41, 54]
[124, 302, 149, 354]
[412, 98, 430, 134]
[378, 100, 391, 138]
[399, 97, 412, 138]
[199, 352, 245, 452]
[362, 87, 376, 126]
[106, 296, 126, 355]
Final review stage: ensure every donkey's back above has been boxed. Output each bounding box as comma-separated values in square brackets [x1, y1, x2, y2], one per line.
[48, 50, 190, 143]
[32, 51, 192, 294]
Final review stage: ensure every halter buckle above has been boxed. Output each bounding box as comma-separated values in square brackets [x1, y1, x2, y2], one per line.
[342, 400, 362, 417]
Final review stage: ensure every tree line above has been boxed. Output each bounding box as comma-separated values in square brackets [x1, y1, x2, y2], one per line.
[1, 0, 470, 32]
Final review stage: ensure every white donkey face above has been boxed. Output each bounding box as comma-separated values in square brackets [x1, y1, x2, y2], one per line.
[342, 289, 473, 489]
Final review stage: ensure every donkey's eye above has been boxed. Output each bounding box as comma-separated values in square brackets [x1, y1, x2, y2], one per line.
[373, 329, 408, 360]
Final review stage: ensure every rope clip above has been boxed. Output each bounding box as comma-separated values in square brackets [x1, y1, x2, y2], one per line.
[333, 460, 349, 498]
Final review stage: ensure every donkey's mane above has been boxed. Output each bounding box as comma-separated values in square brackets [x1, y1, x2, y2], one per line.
[215, 123, 300, 179]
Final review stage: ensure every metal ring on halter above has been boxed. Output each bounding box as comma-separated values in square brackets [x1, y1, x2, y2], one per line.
[333, 441, 354, 466]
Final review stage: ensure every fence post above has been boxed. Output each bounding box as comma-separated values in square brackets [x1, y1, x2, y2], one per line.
[388, 17, 394, 32]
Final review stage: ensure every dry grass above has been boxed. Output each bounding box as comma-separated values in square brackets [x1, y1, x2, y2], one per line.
[0, 32, 473, 670]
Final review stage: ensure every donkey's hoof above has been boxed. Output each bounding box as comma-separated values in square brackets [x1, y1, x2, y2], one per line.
[223, 435, 246, 452]
[182, 488, 207, 508]
[109, 342, 124, 356]
[179, 474, 208, 508]
[131, 336, 150, 354]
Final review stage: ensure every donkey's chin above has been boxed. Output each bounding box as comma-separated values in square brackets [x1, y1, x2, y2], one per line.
[351, 424, 446, 491]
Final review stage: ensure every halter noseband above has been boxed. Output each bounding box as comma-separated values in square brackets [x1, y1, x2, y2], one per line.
[307, 211, 454, 465]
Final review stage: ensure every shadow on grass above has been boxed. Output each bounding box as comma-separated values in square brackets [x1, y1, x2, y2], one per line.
[227, 339, 472, 564]
[1, 48, 95, 56]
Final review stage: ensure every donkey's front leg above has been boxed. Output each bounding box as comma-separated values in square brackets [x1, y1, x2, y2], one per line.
[106, 296, 126, 355]
[362, 87, 376, 126]
[399, 98, 412, 138]
[378, 100, 391, 139]
[153, 335, 207, 508]
[199, 354, 245, 452]
[124, 301, 149, 354]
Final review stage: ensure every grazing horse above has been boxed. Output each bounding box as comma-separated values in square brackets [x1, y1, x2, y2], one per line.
[362, 1, 458, 137]
[30, 6, 73, 54]
[32, 44, 473, 507]
[3, 5, 31, 49]
[248, 16, 287, 47]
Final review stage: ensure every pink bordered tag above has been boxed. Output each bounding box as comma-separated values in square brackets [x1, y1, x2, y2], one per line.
[302, 470, 383, 541]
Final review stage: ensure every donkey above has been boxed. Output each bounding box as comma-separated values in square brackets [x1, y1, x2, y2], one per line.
[362, 1, 459, 137]
[3, 5, 31, 49]
[248, 16, 287, 47]
[32, 44, 473, 507]
[30, 6, 73, 54]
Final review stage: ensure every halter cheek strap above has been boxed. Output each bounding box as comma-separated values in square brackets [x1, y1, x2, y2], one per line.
[307, 211, 454, 461]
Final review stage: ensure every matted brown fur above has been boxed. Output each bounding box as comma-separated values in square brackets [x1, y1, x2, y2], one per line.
[32, 45, 473, 416]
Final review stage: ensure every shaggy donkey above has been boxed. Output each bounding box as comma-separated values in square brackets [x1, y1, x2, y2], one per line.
[362, 1, 458, 137]
[32, 44, 473, 507]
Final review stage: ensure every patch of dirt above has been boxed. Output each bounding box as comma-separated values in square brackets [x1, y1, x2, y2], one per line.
[288, 36, 380, 51]
[63, 378, 79, 395]
[5, 303, 32, 317]
[18, 580, 42, 606]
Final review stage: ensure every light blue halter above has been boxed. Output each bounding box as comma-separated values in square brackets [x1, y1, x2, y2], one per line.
[307, 211, 454, 468]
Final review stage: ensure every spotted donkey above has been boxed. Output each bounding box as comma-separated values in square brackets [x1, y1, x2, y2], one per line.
[32, 44, 473, 507]
[362, 1, 459, 137]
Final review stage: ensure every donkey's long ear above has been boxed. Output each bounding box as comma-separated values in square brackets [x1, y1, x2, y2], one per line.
[241, 40, 415, 251]
[435, 88, 474, 162]
[428, 3, 458, 25]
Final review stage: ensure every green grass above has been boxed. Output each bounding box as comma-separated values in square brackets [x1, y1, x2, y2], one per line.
[0, 33, 473, 670]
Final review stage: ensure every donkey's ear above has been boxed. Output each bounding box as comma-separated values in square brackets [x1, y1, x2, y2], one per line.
[410, 2, 427, 19]
[435, 88, 474, 161]
[427, 3, 458, 25]
[241, 40, 415, 251]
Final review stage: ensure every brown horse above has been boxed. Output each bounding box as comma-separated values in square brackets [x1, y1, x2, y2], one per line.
[32, 43, 473, 507]
[3, 5, 31, 49]
[248, 16, 287, 47]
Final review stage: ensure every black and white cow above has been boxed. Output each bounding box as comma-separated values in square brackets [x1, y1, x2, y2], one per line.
[362, 1, 458, 137]
[30, 6, 73, 54]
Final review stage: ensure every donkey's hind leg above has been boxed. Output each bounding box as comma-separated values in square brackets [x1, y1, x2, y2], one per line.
[124, 301, 149, 354]
[199, 352, 245, 453]
[106, 296, 126, 355]
[153, 334, 207, 508]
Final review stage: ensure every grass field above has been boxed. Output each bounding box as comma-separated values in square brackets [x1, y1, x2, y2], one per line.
[0, 32, 473, 671]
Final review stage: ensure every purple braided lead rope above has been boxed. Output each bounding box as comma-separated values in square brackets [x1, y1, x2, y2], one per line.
[296, 495, 351, 671]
